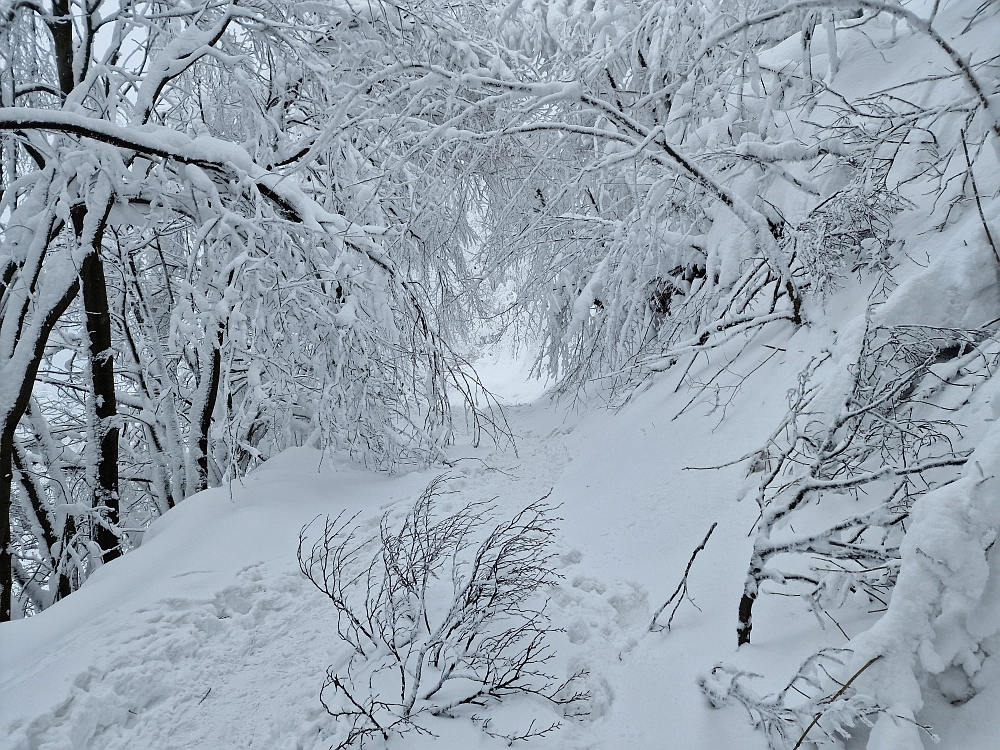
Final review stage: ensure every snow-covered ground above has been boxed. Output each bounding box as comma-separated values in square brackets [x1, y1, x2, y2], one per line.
[3, 325, 996, 749]
[0, 341, 761, 749]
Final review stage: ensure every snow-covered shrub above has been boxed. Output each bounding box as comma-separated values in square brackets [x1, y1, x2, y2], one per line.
[699, 649, 886, 749]
[706, 412, 1000, 750]
[297, 476, 587, 747]
[708, 312, 999, 747]
[839, 416, 1000, 748]
[737, 322, 997, 646]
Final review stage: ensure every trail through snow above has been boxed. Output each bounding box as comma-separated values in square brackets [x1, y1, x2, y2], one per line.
[0, 339, 764, 750]
[2, 337, 998, 749]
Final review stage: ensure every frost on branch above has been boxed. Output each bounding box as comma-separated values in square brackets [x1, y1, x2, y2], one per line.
[297, 476, 588, 748]
[737, 322, 997, 647]
[699, 650, 886, 750]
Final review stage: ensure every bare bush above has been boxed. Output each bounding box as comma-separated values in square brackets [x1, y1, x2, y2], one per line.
[298, 476, 587, 748]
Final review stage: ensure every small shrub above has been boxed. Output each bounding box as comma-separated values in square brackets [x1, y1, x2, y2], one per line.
[298, 476, 587, 748]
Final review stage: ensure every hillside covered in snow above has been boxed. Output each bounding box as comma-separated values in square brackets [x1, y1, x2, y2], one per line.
[2, 0, 999, 748]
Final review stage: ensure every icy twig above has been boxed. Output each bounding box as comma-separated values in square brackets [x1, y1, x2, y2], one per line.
[791, 655, 882, 749]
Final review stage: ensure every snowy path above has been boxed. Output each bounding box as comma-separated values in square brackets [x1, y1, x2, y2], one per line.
[5, 341, 995, 749]
[0, 395, 578, 749]
[1, 362, 770, 750]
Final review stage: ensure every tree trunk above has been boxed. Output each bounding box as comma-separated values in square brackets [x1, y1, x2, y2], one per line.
[737, 590, 755, 646]
[47, 0, 75, 98]
[1, 193, 111, 618]
[194, 332, 223, 493]
[1, 430, 16, 621]
[737, 555, 763, 646]
[11, 443, 58, 571]
[1, 277, 81, 620]
[80, 237, 120, 563]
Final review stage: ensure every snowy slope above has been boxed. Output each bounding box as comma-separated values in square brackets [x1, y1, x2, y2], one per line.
[1, 310, 998, 749]
[0, 340, 782, 750]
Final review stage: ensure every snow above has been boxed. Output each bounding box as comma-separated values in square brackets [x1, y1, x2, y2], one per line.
[3, 310, 999, 749]
[0, 336, 776, 750]
[0, 321, 819, 748]
[5, 1, 1000, 749]
[0, 452, 429, 749]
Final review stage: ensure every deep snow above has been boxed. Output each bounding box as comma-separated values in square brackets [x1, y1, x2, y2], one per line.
[0, 340, 768, 749]
[3, 331, 996, 749]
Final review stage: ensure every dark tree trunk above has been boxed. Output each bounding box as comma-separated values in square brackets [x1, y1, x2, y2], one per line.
[194, 333, 223, 493]
[737, 590, 755, 646]
[52, 9, 120, 564]
[80, 242, 120, 563]
[1, 430, 16, 621]
[47, 0, 75, 97]
[1, 278, 81, 621]
[737, 554, 763, 646]
[2, 193, 113, 618]
[11, 443, 58, 554]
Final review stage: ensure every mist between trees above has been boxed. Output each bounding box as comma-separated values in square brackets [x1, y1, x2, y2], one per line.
[2, 2, 999, 745]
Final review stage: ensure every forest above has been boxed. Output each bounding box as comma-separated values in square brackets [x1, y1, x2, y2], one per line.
[1, 1, 998, 748]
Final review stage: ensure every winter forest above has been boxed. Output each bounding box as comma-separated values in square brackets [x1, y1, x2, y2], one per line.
[1, 0, 999, 747]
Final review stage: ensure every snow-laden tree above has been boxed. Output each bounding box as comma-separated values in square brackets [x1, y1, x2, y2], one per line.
[472, 0, 820, 388]
[437, 2, 999, 748]
[460, 0, 999, 394]
[0, 0, 513, 620]
[522, 2, 1000, 749]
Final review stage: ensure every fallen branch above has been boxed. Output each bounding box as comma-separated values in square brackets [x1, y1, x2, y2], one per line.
[649, 522, 718, 632]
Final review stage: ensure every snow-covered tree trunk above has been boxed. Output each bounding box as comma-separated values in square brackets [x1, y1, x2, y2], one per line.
[0, 239, 82, 618]
[76, 199, 120, 564]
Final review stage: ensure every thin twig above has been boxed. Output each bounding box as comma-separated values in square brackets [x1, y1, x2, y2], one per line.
[791, 655, 882, 750]
[961, 130, 999, 265]
[649, 522, 719, 632]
